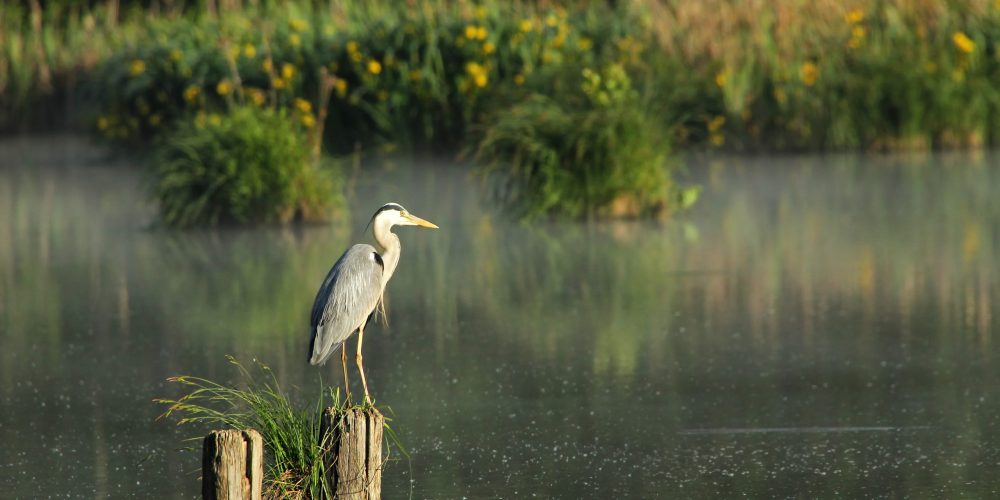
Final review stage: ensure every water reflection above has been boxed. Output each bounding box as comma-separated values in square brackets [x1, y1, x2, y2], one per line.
[1, 138, 999, 497]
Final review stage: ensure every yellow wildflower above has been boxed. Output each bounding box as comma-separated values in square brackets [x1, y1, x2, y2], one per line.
[707, 115, 726, 133]
[367, 59, 382, 75]
[545, 15, 558, 27]
[208, 114, 222, 126]
[334, 78, 348, 97]
[952, 32, 975, 54]
[282, 63, 296, 79]
[247, 88, 266, 106]
[714, 70, 727, 88]
[169, 49, 183, 62]
[578, 37, 593, 51]
[848, 26, 865, 49]
[347, 41, 359, 53]
[553, 32, 566, 48]
[243, 44, 256, 58]
[465, 25, 477, 39]
[289, 18, 307, 32]
[216, 79, 233, 96]
[262, 58, 273, 72]
[294, 98, 312, 113]
[800, 61, 819, 87]
[466, 62, 485, 76]
[773, 87, 787, 104]
[271, 77, 286, 89]
[473, 73, 488, 88]
[845, 8, 864, 24]
[483, 42, 496, 55]
[129, 59, 145, 76]
[710, 133, 725, 146]
[408, 69, 422, 82]
[289, 33, 301, 47]
[519, 19, 533, 32]
[300, 114, 316, 128]
[514, 73, 525, 85]
[183, 84, 201, 103]
[475, 26, 487, 40]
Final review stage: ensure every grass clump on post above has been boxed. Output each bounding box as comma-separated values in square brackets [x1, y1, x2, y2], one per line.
[153, 105, 338, 228]
[476, 64, 672, 220]
[157, 357, 391, 499]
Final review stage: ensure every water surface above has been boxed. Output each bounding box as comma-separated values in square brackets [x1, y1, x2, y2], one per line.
[2, 137, 999, 497]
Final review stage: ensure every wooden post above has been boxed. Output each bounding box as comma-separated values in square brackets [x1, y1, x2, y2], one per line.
[202, 429, 263, 500]
[320, 407, 384, 500]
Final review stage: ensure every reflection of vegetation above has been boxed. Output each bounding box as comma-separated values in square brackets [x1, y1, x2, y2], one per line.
[154, 106, 339, 227]
[4, 145, 1000, 496]
[146, 228, 346, 351]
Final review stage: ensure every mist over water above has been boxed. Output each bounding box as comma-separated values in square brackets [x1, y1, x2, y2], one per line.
[2, 137, 999, 497]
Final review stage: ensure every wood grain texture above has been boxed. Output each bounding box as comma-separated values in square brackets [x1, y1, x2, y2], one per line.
[321, 407, 385, 499]
[201, 429, 263, 500]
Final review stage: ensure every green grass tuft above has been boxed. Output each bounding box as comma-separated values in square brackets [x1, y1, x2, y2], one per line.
[152, 105, 339, 228]
[476, 64, 671, 220]
[156, 356, 389, 499]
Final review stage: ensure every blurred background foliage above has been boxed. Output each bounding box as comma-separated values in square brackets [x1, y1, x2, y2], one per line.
[4, 0, 998, 222]
[2, 0, 997, 151]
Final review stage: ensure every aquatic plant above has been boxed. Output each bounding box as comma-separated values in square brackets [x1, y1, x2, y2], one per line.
[152, 105, 338, 227]
[476, 64, 671, 219]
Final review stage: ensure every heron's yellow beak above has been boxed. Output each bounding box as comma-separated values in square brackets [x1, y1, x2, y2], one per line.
[404, 213, 439, 229]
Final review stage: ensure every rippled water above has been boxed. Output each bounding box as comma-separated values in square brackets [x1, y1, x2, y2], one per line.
[2, 136, 999, 497]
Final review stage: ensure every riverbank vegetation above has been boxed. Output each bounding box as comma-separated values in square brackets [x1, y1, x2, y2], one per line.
[2, 0, 998, 222]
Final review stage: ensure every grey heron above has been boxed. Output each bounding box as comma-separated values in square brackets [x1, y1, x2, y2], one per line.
[308, 202, 438, 401]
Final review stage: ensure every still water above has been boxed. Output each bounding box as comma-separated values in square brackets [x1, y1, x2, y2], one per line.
[2, 136, 999, 498]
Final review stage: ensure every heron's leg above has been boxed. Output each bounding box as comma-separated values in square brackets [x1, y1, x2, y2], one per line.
[341, 344, 351, 401]
[356, 323, 371, 403]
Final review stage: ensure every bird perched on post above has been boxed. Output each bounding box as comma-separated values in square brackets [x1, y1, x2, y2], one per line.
[308, 203, 438, 402]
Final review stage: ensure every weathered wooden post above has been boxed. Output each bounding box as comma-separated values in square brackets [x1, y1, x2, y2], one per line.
[202, 429, 264, 500]
[320, 407, 385, 500]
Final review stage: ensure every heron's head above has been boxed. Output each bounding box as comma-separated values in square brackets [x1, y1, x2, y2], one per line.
[367, 203, 438, 234]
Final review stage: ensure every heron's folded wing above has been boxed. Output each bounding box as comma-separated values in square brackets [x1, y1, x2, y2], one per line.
[308, 244, 384, 365]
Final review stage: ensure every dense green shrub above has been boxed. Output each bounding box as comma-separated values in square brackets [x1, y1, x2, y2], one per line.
[153, 105, 338, 227]
[477, 64, 671, 220]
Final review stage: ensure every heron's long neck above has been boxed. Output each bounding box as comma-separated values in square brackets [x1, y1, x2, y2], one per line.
[373, 222, 401, 287]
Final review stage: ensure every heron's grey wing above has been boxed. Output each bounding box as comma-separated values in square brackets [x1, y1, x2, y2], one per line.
[308, 244, 384, 365]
